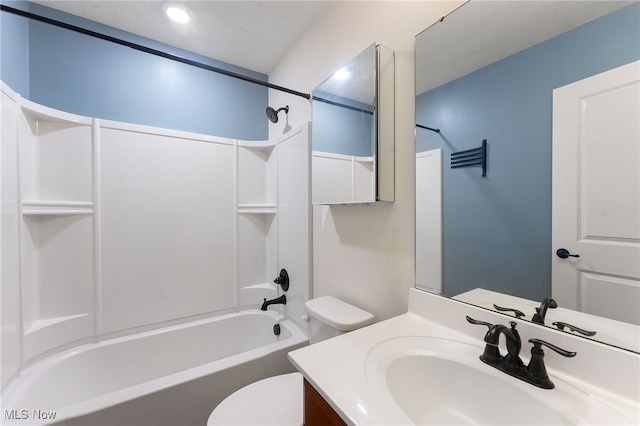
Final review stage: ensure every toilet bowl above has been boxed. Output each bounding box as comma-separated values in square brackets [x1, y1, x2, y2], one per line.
[207, 296, 374, 425]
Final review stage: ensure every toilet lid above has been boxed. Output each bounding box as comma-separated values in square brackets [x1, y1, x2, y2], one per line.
[207, 372, 303, 426]
[305, 296, 375, 331]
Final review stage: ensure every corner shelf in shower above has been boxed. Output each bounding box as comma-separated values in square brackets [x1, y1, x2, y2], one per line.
[22, 201, 94, 216]
[23, 313, 94, 360]
[24, 313, 91, 335]
[237, 204, 277, 214]
[238, 282, 278, 306]
[238, 140, 276, 153]
[21, 99, 92, 126]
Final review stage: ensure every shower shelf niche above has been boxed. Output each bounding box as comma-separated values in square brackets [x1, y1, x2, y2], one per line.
[20, 100, 90, 124]
[238, 140, 277, 151]
[237, 140, 279, 305]
[19, 99, 93, 206]
[18, 98, 95, 361]
[21, 201, 95, 216]
[238, 204, 277, 214]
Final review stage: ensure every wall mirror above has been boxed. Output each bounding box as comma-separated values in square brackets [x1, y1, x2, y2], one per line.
[415, 0, 640, 353]
[312, 43, 394, 204]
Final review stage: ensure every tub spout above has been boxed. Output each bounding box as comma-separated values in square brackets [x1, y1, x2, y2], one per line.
[261, 295, 286, 311]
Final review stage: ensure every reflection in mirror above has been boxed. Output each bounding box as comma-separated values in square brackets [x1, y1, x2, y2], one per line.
[312, 43, 394, 204]
[415, 1, 640, 352]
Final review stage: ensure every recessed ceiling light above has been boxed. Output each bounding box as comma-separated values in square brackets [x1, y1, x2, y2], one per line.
[165, 4, 190, 24]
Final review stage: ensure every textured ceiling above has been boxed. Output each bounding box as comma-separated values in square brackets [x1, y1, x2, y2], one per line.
[27, 1, 635, 86]
[416, 0, 635, 94]
[30, 0, 330, 75]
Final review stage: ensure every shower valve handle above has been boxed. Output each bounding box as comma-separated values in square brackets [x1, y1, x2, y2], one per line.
[274, 269, 289, 291]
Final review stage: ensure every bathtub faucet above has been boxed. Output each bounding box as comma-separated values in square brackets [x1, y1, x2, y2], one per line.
[261, 295, 287, 311]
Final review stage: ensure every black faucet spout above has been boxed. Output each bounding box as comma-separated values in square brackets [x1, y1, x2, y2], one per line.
[482, 322, 523, 368]
[261, 294, 286, 311]
[532, 297, 558, 324]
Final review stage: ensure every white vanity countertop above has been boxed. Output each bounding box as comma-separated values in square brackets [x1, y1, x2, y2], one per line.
[288, 288, 640, 425]
[290, 311, 464, 424]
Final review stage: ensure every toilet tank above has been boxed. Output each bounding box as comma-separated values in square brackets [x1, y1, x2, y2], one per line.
[305, 297, 374, 344]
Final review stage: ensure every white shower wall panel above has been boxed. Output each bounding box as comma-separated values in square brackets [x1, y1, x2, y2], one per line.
[99, 123, 236, 333]
[276, 124, 311, 330]
[1, 83, 21, 388]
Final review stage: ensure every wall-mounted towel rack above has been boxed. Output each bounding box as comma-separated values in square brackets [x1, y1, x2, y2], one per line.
[451, 139, 487, 177]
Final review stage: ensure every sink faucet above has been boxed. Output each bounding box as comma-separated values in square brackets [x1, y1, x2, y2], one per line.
[261, 294, 286, 311]
[483, 321, 524, 369]
[467, 316, 576, 389]
[467, 317, 523, 369]
[531, 297, 558, 325]
[531, 298, 597, 337]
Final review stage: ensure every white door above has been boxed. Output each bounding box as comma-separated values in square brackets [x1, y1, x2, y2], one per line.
[552, 60, 640, 325]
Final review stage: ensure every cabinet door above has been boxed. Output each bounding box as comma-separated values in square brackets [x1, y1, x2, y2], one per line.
[303, 379, 347, 426]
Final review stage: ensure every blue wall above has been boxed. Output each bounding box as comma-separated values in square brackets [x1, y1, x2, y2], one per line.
[312, 92, 374, 157]
[0, 1, 29, 96]
[416, 3, 640, 300]
[1, 1, 268, 140]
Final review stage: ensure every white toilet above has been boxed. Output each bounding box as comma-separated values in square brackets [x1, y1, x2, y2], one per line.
[207, 296, 374, 426]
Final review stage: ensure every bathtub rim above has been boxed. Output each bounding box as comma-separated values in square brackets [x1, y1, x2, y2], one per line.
[1, 309, 308, 425]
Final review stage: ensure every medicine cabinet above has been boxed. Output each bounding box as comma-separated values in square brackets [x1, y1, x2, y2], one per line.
[312, 43, 395, 204]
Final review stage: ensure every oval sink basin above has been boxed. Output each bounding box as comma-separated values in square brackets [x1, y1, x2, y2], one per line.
[365, 336, 629, 425]
[386, 354, 565, 425]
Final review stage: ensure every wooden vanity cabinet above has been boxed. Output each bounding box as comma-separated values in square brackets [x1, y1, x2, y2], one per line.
[303, 379, 347, 426]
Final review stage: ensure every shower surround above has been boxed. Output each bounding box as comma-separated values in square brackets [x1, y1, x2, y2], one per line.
[1, 80, 311, 411]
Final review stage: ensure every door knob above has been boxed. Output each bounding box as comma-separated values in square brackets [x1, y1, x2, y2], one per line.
[556, 248, 580, 259]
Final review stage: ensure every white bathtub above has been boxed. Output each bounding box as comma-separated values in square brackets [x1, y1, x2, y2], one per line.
[2, 310, 308, 426]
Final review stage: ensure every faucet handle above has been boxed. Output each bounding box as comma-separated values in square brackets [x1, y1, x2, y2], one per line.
[467, 316, 501, 362]
[466, 316, 493, 329]
[528, 338, 576, 358]
[493, 304, 525, 319]
[552, 321, 596, 337]
[273, 269, 289, 291]
[526, 338, 576, 389]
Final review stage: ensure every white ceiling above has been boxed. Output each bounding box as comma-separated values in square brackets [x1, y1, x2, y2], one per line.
[416, 0, 636, 94]
[30, 0, 330, 75]
[27, 1, 636, 87]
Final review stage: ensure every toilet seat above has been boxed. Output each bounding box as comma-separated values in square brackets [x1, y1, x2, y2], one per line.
[208, 298, 373, 425]
[207, 372, 303, 425]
